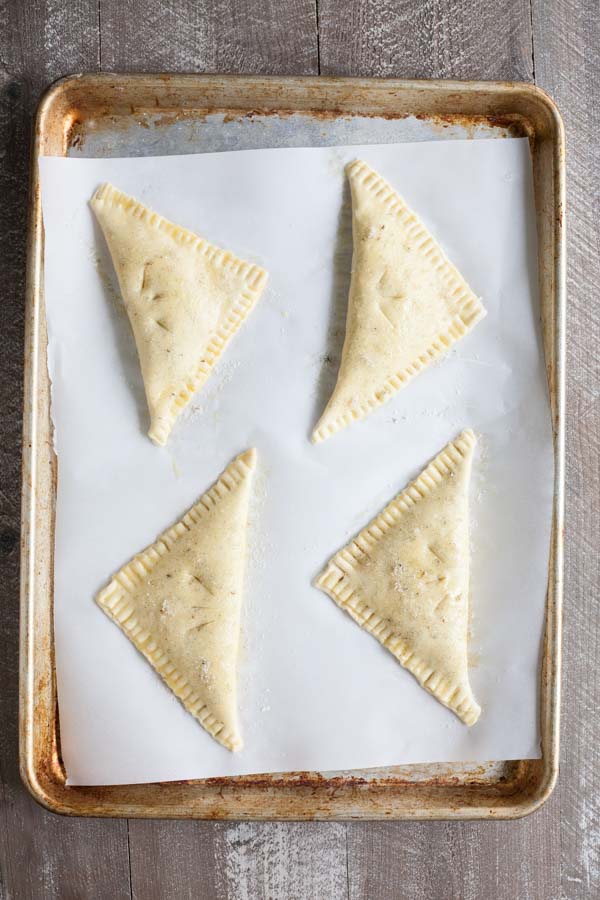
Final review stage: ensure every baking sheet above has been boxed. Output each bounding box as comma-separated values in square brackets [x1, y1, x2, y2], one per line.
[39, 137, 553, 786]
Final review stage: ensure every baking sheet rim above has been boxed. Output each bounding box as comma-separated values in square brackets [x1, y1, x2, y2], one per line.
[19, 73, 565, 820]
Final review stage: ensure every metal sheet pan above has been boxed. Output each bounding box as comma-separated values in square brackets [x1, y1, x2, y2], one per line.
[20, 75, 565, 820]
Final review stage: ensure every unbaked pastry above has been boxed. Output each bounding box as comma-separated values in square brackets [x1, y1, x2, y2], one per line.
[312, 161, 486, 443]
[96, 448, 257, 751]
[91, 184, 268, 445]
[315, 430, 481, 725]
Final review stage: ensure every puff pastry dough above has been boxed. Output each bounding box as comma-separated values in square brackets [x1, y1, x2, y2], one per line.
[96, 449, 257, 751]
[91, 184, 268, 445]
[315, 430, 481, 725]
[313, 161, 486, 442]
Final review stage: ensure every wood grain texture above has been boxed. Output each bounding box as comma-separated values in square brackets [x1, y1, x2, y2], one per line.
[98, 0, 319, 74]
[127, 822, 218, 900]
[532, 1, 600, 898]
[0, 3, 131, 900]
[347, 803, 561, 900]
[0, 0, 596, 898]
[213, 823, 348, 900]
[127, 821, 349, 899]
[317, 0, 534, 80]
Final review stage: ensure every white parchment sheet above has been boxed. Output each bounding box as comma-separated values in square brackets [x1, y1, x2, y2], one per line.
[40, 137, 553, 786]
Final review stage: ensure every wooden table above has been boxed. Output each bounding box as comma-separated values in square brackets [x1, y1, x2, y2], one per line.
[1, 2, 597, 897]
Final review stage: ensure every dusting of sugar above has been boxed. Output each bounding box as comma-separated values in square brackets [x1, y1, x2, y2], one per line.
[362, 353, 376, 370]
[159, 598, 174, 618]
[237, 455, 269, 674]
[247, 461, 269, 574]
[177, 359, 241, 429]
[454, 351, 496, 369]
[392, 562, 405, 593]
[199, 657, 215, 686]
[472, 429, 490, 510]
[262, 287, 288, 319]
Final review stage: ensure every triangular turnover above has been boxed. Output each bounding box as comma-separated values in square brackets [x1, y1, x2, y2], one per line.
[313, 161, 485, 442]
[92, 184, 268, 445]
[96, 449, 257, 750]
[315, 430, 480, 725]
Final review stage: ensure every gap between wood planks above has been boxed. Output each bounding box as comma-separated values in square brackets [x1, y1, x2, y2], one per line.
[528, 0, 536, 80]
[126, 820, 133, 898]
[315, 0, 322, 74]
[98, 0, 103, 69]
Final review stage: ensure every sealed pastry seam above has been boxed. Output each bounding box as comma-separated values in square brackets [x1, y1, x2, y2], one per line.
[312, 162, 486, 443]
[91, 184, 268, 446]
[97, 590, 242, 750]
[96, 448, 256, 751]
[315, 429, 480, 726]
[93, 184, 267, 287]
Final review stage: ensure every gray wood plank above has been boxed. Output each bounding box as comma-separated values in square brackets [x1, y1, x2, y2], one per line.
[98, 0, 319, 74]
[318, 0, 534, 80]
[532, 1, 600, 897]
[0, 2, 132, 900]
[347, 799, 560, 900]
[127, 822, 218, 900]
[212, 823, 348, 900]
[128, 820, 349, 900]
[317, 3, 561, 900]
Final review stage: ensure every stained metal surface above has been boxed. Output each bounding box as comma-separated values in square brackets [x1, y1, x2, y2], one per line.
[20, 75, 565, 819]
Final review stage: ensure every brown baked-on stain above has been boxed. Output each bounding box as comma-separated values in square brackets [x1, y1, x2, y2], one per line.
[197, 761, 511, 791]
[66, 108, 212, 151]
[65, 106, 532, 153]
[31, 440, 66, 788]
[222, 106, 360, 123]
[222, 108, 531, 135]
[36, 666, 67, 788]
[413, 111, 531, 139]
[65, 115, 84, 152]
[203, 771, 369, 790]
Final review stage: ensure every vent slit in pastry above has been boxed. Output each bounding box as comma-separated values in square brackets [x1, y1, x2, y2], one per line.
[91, 184, 268, 445]
[312, 161, 486, 442]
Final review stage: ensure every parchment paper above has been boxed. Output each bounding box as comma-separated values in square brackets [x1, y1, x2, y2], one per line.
[39, 137, 553, 786]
